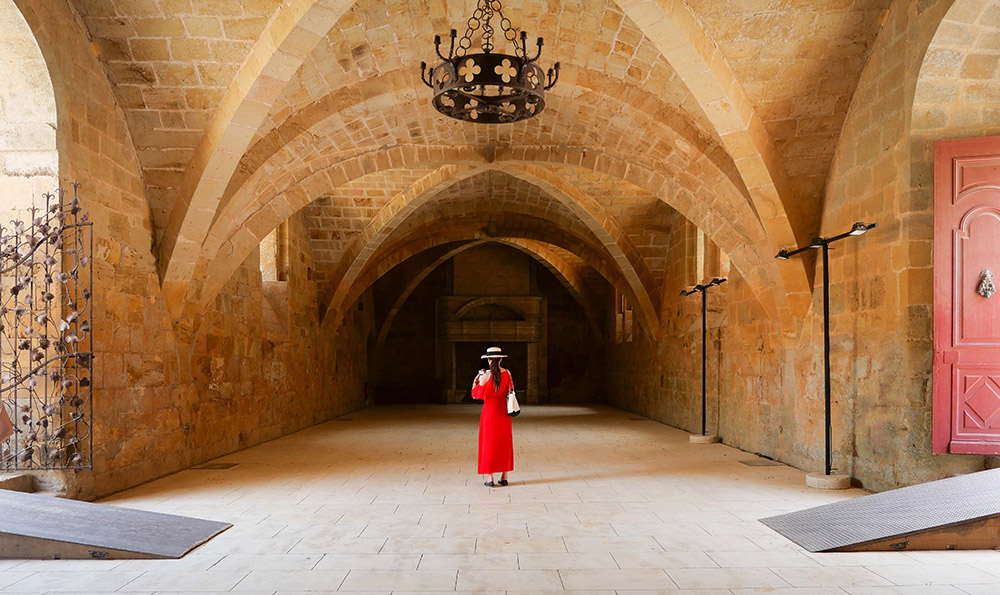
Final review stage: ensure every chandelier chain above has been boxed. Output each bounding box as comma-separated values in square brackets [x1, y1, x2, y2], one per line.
[457, 0, 523, 58]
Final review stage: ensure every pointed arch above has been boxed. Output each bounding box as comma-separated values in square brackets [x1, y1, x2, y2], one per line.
[319, 166, 659, 334]
[375, 239, 603, 352]
[331, 215, 642, 333]
[157, 0, 355, 286]
[613, 0, 811, 320]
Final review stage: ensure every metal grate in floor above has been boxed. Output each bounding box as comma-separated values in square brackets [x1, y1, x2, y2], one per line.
[740, 459, 784, 466]
[760, 468, 1000, 552]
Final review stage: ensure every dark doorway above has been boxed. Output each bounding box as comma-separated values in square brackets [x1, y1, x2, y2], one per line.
[455, 342, 527, 402]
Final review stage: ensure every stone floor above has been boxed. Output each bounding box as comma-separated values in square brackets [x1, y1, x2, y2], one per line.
[2, 404, 1000, 594]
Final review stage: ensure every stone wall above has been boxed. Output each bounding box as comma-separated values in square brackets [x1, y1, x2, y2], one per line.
[537, 266, 604, 404]
[606, 0, 990, 492]
[13, 0, 370, 499]
[453, 244, 532, 296]
[373, 263, 445, 404]
[0, 0, 57, 217]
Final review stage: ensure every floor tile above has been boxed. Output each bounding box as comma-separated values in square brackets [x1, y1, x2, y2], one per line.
[0, 573, 34, 591]
[772, 566, 893, 587]
[612, 550, 718, 569]
[1, 571, 143, 592]
[706, 550, 821, 568]
[730, 589, 846, 595]
[666, 567, 789, 589]
[312, 553, 421, 571]
[118, 570, 248, 591]
[417, 553, 518, 570]
[844, 586, 971, 594]
[564, 535, 663, 552]
[5, 560, 127, 572]
[517, 552, 618, 569]
[456, 569, 562, 591]
[559, 568, 678, 590]
[339, 570, 457, 591]
[231, 570, 348, 591]
[475, 536, 568, 553]
[210, 554, 323, 571]
[950, 586, 1000, 594]
[288, 537, 386, 554]
[867, 564, 1000, 585]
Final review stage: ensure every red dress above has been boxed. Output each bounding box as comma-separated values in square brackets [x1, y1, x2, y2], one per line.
[471, 369, 514, 474]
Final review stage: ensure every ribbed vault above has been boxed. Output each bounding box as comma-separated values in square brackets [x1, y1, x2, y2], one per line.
[56, 0, 898, 342]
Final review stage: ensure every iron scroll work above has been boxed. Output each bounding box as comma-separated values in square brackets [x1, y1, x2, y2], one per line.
[0, 184, 93, 470]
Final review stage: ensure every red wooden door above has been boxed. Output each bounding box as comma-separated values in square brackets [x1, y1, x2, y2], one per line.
[934, 136, 1000, 454]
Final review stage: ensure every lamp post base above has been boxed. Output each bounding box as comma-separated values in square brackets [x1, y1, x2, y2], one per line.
[806, 472, 851, 490]
[689, 434, 720, 444]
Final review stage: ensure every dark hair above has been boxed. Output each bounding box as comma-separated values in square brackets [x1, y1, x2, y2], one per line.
[489, 357, 502, 391]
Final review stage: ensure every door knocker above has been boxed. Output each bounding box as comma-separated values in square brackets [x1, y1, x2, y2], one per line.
[979, 269, 996, 299]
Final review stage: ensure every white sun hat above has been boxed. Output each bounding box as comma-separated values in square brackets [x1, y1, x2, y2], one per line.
[480, 346, 506, 359]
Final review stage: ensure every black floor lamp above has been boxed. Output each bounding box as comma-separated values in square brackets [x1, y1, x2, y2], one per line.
[681, 277, 727, 443]
[776, 222, 876, 488]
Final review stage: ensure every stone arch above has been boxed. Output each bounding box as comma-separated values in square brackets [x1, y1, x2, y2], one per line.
[612, 0, 811, 314]
[211, 78, 760, 250]
[494, 163, 659, 327]
[315, 166, 658, 335]
[183, 161, 480, 321]
[500, 238, 604, 339]
[188, 143, 782, 333]
[456, 297, 528, 321]
[159, 24, 754, 290]
[156, 0, 355, 285]
[0, 0, 56, 216]
[166, 59, 767, 296]
[912, 0, 998, 215]
[194, 159, 659, 336]
[334, 215, 644, 334]
[224, 66, 747, 212]
[375, 239, 603, 352]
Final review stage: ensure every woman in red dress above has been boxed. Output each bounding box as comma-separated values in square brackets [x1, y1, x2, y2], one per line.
[471, 346, 514, 487]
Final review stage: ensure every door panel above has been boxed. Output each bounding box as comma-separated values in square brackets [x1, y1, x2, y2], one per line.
[934, 137, 1000, 454]
[956, 208, 1000, 345]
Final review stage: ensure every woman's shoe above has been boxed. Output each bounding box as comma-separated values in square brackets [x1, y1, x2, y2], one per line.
[484, 481, 495, 487]
[498, 479, 508, 486]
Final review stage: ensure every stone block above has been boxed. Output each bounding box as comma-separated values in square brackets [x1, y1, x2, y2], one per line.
[1, 151, 57, 177]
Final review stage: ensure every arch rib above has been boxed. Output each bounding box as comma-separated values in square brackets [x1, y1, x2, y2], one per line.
[320, 165, 659, 334]
[184, 145, 787, 337]
[614, 0, 811, 323]
[343, 220, 633, 335]
[496, 163, 660, 335]
[158, 0, 353, 289]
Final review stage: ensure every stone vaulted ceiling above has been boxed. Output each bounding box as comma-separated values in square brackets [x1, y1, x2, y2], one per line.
[685, 0, 894, 206]
[65, 0, 894, 331]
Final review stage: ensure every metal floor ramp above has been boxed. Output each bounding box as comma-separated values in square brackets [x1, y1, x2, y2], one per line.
[0, 489, 231, 559]
[760, 468, 1000, 552]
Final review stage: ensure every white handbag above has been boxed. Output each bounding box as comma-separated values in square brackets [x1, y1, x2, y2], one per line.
[507, 388, 520, 417]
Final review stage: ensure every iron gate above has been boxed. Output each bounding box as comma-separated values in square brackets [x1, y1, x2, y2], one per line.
[0, 184, 93, 470]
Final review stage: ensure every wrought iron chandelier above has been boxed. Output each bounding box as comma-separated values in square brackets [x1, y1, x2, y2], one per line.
[420, 0, 560, 124]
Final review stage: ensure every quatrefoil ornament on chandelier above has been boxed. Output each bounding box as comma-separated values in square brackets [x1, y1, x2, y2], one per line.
[420, 0, 560, 124]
